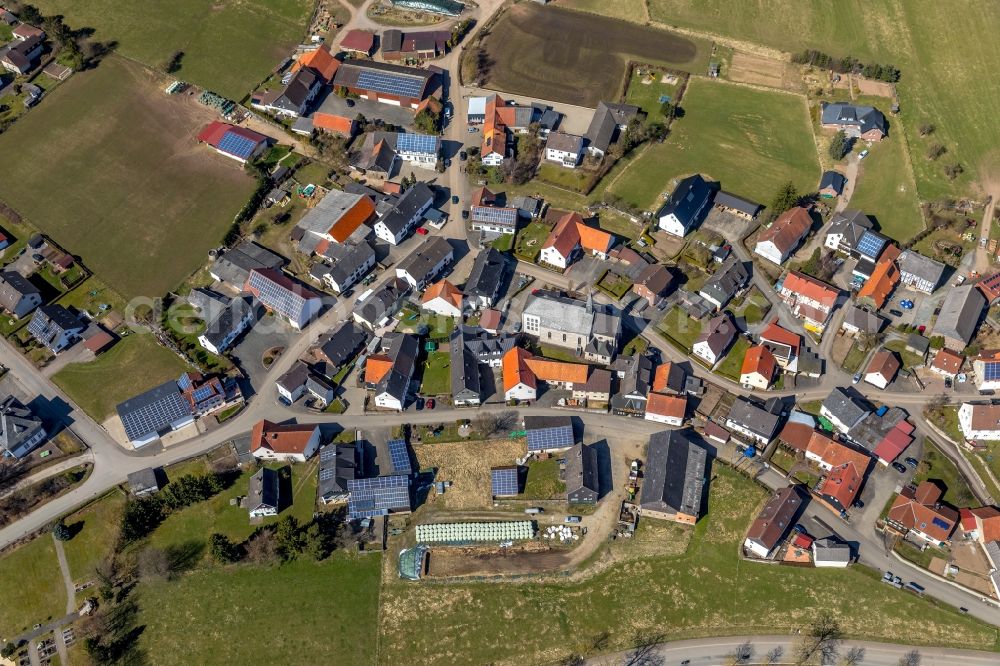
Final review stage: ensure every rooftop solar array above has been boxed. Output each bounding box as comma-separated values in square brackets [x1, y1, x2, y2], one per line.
[116, 381, 193, 443]
[856, 231, 887, 259]
[356, 70, 425, 99]
[471, 206, 517, 226]
[932, 517, 951, 531]
[984, 361, 1000, 382]
[191, 385, 217, 403]
[526, 424, 574, 452]
[247, 270, 307, 321]
[387, 438, 412, 475]
[490, 467, 519, 496]
[396, 132, 438, 155]
[347, 475, 410, 520]
[217, 131, 260, 160]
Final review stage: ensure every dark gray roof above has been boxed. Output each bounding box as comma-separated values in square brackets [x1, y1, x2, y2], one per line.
[126, 467, 160, 494]
[450, 343, 481, 401]
[714, 191, 761, 216]
[639, 430, 706, 518]
[820, 102, 886, 135]
[841, 305, 886, 334]
[699, 257, 749, 306]
[115, 380, 191, 442]
[545, 131, 583, 154]
[585, 101, 640, 153]
[318, 320, 368, 371]
[378, 183, 435, 237]
[376, 369, 410, 401]
[848, 406, 907, 452]
[813, 537, 851, 563]
[464, 248, 505, 302]
[746, 485, 804, 551]
[322, 241, 376, 285]
[565, 443, 599, 503]
[354, 278, 409, 327]
[0, 270, 39, 311]
[211, 241, 285, 286]
[695, 312, 737, 357]
[727, 397, 782, 440]
[0, 396, 45, 456]
[819, 170, 846, 193]
[822, 388, 869, 428]
[933, 285, 985, 346]
[248, 467, 279, 512]
[201, 296, 254, 351]
[897, 250, 946, 288]
[906, 333, 930, 355]
[826, 209, 873, 251]
[453, 325, 517, 362]
[396, 236, 452, 284]
[375, 333, 418, 399]
[656, 174, 712, 228]
[277, 360, 310, 392]
[318, 444, 357, 498]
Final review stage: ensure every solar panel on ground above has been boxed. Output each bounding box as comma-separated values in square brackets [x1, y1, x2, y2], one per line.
[387, 438, 412, 475]
[217, 131, 259, 160]
[525, 425, 574, 452]
[347, 475, 410, 520]
[856, 231, 886, 259]
[356, 70, 424, 99]
[396, 133, 437, 155]
[490, 467, 518, 496]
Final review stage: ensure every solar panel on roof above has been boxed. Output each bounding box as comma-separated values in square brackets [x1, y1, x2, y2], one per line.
[396, 133, 437, 155]
[387, 438, 412, 475]
[931, 517, 950, 530]
[118, 388, 192, 442]
[217, 131, 259, 160]
[356, 70, 425, 99]
[248, 270, 307, 321]
[347, 475, 410, 520]
[490, 467, 518, 496]
[525, 425, 573, 452]
[856, 231, 887, 259]
[471, 207, 517, 226]
[191, 386, 216, 403]
[985, 362, 1000, 382]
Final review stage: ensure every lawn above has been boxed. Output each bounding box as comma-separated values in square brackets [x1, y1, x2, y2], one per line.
[0, 56, 257, 299]
[61, 491, 127, 598]
[658, 306, 703, 352]
[596, 210, 644, 240]
[925, 405, 964, 444]
[596, 271, 633, 300]
[521, 458, 564, 500]
[645, 0, 1000, 200]
[538, 344, 582, 364]
[514, 221, 553, 262]
[883, 339, 925, 369]
[729, 287, 771, 325]
[715, 336, 751, 381]
[378, 465, 996, 664]
[608, 78, 819, 210]
[137, 554, 380, 666]
[420, 351, 452, 396]
[841, 344, 869, 374]
[51, 333, 190, 422]
[623, 68, 684, 121]
[32, 0, 313, 99]
[912, 439, 975, 507]
[535, 163, 592, 192]
[0, 537, 65, 636]
[849, 135, 924, 242]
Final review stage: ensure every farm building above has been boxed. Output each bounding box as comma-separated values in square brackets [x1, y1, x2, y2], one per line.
[332, 60, 438, 109]
[197, 122, 270, 163]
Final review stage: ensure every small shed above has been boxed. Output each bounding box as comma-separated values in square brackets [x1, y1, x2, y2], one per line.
[127, 467, 161, 496]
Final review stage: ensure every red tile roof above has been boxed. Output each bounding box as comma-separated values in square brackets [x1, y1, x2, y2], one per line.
[293, 44, 340, 82]
[365, 354, 393, 384]
[312, 112, 354, 135]
[857, 254, 900, 308]
[977, 272, 1000, 303]
[818, 461, 863, 509]
[930, 348, 963, 375]
[873, 423, 913, 464]
[541, 212, 613, 260]
[808, 436, 871, 472]
[865, 350, 901, 383]
[197, 121, 268, 149]
[740, 345, 777, 382]
[782, 271, 839, 308]
[339, 29, 375, 54]
[757, 206, 811, 254]
[759, 320, 800, 355]
[250, 419, 318, 455]
[421, 279, 462, 309]
[502, 347, 536, 392]
[969, 506, 1000, 542]
[887, 482, 958, 542]
[646, 393, 687, 419]
[651, 362, 676, 393]
[778, 422, 815, 451]
[479, 308, 502, 331]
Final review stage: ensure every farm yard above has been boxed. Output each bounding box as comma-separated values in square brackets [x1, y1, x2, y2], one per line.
[479, 4, 711, 108]
[0, 56, 257, 300]
[31, 0, 314, 98]
[608, 77, 819, 210]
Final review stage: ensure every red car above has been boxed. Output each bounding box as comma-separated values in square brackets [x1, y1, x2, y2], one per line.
[416, 227, 429, 235]
[918, 325, 926, 334]
[426, 398, 435, 409]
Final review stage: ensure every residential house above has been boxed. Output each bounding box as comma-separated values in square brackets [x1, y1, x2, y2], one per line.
[813, 538, 851, 567]
[820, 102, 887, 141]
[699, 257, 749, 310]
[318, 444, 359, 505]
[27, 304, 83, 353]
[347, 474, 411, 520]
[851, 230, 890, 280]
[897, 250, 946, 294]
[740, 345, 777, 390]
[311, 320, 368, 378]
[656, 174, 712, 237]
[544, 131, 584, 168]
[244, 268, 322, 330]
[0, 270, 41, 319]
[778, 271, 840, 333]
[886, 482, 958, 546]
[292, 43, 341, 82]
[644, 393, 687, 426]
[250, 419, 321, 462]
[197, 295, 255, 355]
[818, 171, 846, 198]
[210, 241, 285, 288]
[369, 333, 418, 410]
[713, 191, 761, 220]
[759, 321, 801, 373]
[464, 248, 505, 308]
[958, 402, 1000, 441]
[959, 507, 1000, 545]
[611, 353, 654, 417]
[349, 135, 399, 180]
[632, 264, 673, 307]
[539, 212, 614, 269]
[353, 278, 409, 330]
[840, 304, 886, 336]
[523, 415, 575, 453]
[421, 279, 463, 317]
[454, 325, 517, 368]
[0, 396, 47, 459]
[469, 204, 518, 236]
[932, 285, 985, 351]
[930, 348, 964, 380]
[251, 68, 321, 117]
[510, 195, 543, 219]
[978, 272, 1000, 305]
[501, 347, 589, 402]
[864, 350, 900, 389]
[0, 34, 42, 74]
[743, 485, 805, 558]
[873, 419, 915, 466]
[571, 368, 612, 406]
[126, 468, 161, 497]
[332, 59, 437, 109]
[247, 467, 280, 518]
[565, 443, 599, 504]
[449, 333, 483, 407]
[373, 182, 434, 245]
[477, 93, 538, 165]
[395, 236, 453, 289]
[652, 361, 702, 397]
[973, 350, 1000, 391]
[725, 397, 784, 444]
[857, 245, 901, 310]
[692, 312, 737, 366]
[359, 131, 441, 170]
[584, 101, 640, 157]
[639, 430, 707, 524]
[753, 207, 812, 265]
[312, 241, 377, 294]
[276, 361, 311, 403]
[306, 374, 336, 407]
[521, 291, 620, 364]
[196, 122, 270, 163]
[824, 209, 873, 254]
[821, 388, 870, 434]
[295, 189, 377, 255]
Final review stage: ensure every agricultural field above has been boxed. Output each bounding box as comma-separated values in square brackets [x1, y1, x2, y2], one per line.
[51, 333, 190, 422]
[480, 4, 711, 108]
[849, 135, 924, 242]
[555, 0, 648, 23]
[608, 78, 819, 210]
[0, 56, 257, 300]
[645, 0, 1000, 200]
[31, 0, 313, 98]
[378, 465, 995, 664]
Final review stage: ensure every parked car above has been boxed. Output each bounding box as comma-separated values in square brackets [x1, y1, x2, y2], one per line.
[892, 462, 908, 473]
[793, 523, 807, 534]
[852, 498, 864, 508]
[955, 274, 967, 286]
[889, 309, 903, 317]
[415, 397, 424, 410]
[905, 457, 919, 467]
[451, 195, 460, 204]
[945, 377, 953, 388]
[444, 158, 452, 167]
[426, 398, 435, 410]
[462, 210, 470, 219]
[859, 149, 869, 160]
[882, 571, 893, 583]
[416, 227, 429, 235]
[467, 126, 479, 133]
[565, 515, 582, 524]
[852, 372, 862, 384]
[460, 150, 468, 161]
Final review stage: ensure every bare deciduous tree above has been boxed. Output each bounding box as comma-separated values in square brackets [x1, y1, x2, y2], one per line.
[897, 649, 920, 666]
[842, 646, 865, 665]
[766, 646, 784, 664]
[245, 529, 278, 564]
[623, 632, 665, 666]
[137, 547, 170, 581]
[475, 410, 519, 439]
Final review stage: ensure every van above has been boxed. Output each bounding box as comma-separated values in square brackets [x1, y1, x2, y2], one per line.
[565, 515, 582, 524]
[524, 507, 543, 515]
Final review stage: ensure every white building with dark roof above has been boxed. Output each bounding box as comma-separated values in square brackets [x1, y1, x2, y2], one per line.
[521, 291, 620, 364]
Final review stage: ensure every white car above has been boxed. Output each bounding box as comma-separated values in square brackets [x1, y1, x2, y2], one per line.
[858, 149, 869, 160]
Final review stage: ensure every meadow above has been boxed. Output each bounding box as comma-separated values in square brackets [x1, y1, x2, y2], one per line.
[0, 537, 65, 636]
[850, 135, 924, 241]
[0, 56, 256, 300]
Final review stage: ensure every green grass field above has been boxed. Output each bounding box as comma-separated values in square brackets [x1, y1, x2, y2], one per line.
[61, 492, 128, 595]
[0, 56, 256, 299]
[716, 336, 751, 380]
[137, 554, 380, 666]
[912, 440, 975, 507]
[849, 136, 924, 242]
[379, 465, 996, 664]
[624, 69, 683, 121]
[0, 537, 65, 636]
[420, 351, 451, 396]
[646, 0, 1000, 200]
[659, 306, 703, 351]
[521, 458, 565, 499]
[51, 334, 190, 421]
[609, 78, 819, 210]
[32, 0, 313, 98]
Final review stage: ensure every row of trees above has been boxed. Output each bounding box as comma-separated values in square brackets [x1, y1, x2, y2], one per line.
[120, 472, 226, 543]
[792, 49, 901, 82]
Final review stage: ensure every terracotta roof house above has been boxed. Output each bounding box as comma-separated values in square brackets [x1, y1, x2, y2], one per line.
[960, 506, 1000, 544]
[754, 207, 812, 265]
[501, 347, 589, 402]
[339, 29, 375, 56]
[250, 419, 322, 462]
[887, 482, 959, 546]
[644, 393, 687, 426]
[978, 272, 1000, 305]
[973, 350, 1000, 391]
[539, 212, 613, 269]
[864, 349, 901, 389]
[816, 459, 864, 514]
[778, 271, 840, 333]
[296, 189, 376, 254]
[421, 279, 463, 318]
[197, 121, 270, 163]
[744, 485, 805, 558]
[872, 419, 915, 466]
[759, 321, 801, 371]
[311, 112, 356, 136]
[857, 247, 901, 309]
[740, 345, 778, 390]
[292, 44, 341, 82]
